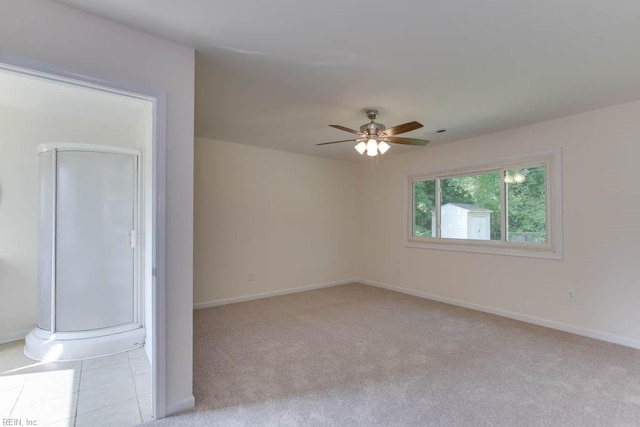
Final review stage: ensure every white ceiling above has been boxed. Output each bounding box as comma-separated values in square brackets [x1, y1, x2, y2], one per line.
[55, 0, 640, 161]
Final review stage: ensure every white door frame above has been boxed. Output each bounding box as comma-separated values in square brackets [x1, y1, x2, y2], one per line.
[0, 55, 168, 418]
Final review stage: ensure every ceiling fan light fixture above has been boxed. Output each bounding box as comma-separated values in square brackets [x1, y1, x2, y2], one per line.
[366, 139, 378, 156]
[354, 141, 367, 154]
[378, 140, 390, 154]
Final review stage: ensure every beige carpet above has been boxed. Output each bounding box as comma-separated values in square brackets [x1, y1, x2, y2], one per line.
[146, 283, 640, 426]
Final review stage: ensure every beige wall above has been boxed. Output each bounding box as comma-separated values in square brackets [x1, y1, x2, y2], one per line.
[1, 0, 195, 414]
[194, 138, 358, 305]
[358, 99, 640, 346]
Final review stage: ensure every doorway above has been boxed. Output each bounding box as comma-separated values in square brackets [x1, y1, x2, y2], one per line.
[0, 60, 165, 423]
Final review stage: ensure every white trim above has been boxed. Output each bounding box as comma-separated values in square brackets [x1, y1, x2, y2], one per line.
[165, 395, 195, 416]
[0, 56, 168, 419]
[194, 279, 355, 310]
[0, 329, 31, 344]
[37, 143, 141, 156]
[358, 278, 640, 350]
[404, 148, 563, 260]
[0, 56, 157, 103]
[151, 92, 167, 419]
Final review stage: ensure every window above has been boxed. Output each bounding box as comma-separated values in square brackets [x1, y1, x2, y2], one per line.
[406, 150, 562, 259]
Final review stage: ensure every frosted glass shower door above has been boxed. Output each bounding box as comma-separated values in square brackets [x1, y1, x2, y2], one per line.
[55, 150, 137, 332]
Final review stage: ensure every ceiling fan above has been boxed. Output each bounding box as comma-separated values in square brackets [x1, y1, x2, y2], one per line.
[317, 109, 431, 156]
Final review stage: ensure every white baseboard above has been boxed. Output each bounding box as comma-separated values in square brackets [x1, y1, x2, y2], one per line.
[0, 328, 32, 344]
[358, 278, 640, 350]
[194, 279, 355, 310]
[165, 394, 195, 416]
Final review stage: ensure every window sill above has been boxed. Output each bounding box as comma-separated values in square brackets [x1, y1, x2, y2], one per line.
[404, 238, 563, 260]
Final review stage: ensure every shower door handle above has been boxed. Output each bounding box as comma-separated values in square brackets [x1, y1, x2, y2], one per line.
[129, 230, 137, 249]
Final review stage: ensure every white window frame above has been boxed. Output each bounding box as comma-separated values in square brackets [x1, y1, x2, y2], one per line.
[405, 149, 563, 259]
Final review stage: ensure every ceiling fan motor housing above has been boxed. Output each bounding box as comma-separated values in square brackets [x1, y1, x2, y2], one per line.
[360, 121, 386, 136]
[360, 109, 386, 137]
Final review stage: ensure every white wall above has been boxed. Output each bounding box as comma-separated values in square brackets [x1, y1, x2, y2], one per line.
[194, 138, 358, 305]
[0, 0, 195, 414]
[0, 106, 140, 340]
[358, 99, 640, 346]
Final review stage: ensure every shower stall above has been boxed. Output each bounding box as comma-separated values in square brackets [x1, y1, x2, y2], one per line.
[24, 143, 145, 361]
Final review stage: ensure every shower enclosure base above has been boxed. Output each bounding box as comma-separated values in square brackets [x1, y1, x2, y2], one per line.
[24, 326, 145, 362]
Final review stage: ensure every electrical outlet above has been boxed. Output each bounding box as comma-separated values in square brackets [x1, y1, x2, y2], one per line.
[567, 289, 577, 302]
[248, 273, 255, 281]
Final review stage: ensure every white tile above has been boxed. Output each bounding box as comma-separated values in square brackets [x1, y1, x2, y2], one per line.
[10, 392, 78, 426]
[43, 418, 75, 427]
[79, 363, 132, 391]
[0, 387, 21, 413]
[127, 347, 148, 362]
[129, 354, 151, 376]
[137, 392, 153, 422]
[24, 366, 80, 386]
[14, 362, 82, 383]
[75, 397, 141, 427]
[2, 345, 155, 427]
[23, 361, 81, 376]
[81, 352, 129, 372]
[0, 374, 27, 392]
[0, 352, 34, 374]
[15, 370, 80, 408]
[0, 341, 28, 370]
[76, 375, 136, 415]
[133, 371, 151, 396]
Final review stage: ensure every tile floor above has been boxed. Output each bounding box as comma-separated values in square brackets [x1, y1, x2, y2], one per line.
[0, 340, 151, 427]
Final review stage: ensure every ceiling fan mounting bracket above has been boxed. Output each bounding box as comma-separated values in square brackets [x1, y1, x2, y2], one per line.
[365, 109, 379, 121]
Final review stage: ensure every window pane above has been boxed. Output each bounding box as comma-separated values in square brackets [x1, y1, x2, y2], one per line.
[440, 172, 501, 240]
[506, 166, 546, 243]
[412, 180, 436, 238]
